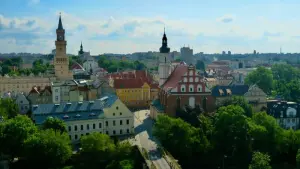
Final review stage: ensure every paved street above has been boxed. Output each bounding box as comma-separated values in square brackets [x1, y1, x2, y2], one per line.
[134, 110, 171, 169]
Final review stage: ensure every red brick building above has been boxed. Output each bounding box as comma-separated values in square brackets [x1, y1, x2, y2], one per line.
[150, 63, 215, 119]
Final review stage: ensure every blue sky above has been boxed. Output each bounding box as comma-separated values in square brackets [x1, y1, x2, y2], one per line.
[1, 0, 300, 54]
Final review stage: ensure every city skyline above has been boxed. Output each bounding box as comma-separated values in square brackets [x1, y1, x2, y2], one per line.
[1, 0, 300, 54]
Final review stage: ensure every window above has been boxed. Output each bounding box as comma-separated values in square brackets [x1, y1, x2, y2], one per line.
[75, 135, 78, 140]
[120, 120, 123, 125]
[81, 134, 84, 137]
[189, 97, 195, 108]
[113, 113, 115, 116]
[74, 125, 77, 131]
[106, 121, 108, 126]
[106, 131, 109, 135]
[86, 133, 89, 135]
[126, 119, 129, 125]
[55, 96, 59, 101]
[189, 84, 194, 92]
[99, 123, 102, 128]
[181, 85, 185, 92]
[127, 129, 130, 133]
[55, 89, 59, 92]
[183, 77, 187, 82]
[197, 85, 202, 92]
[116, 106, 119, 110]
[81, 125, 83, 130]
[68, 126, 71, 132]
[113, 120, 116, 126]
[189, 70, 193, 75]
[189, 77, 193, 82]
[195, 77, 199, 82]
[120, 129, 123, 135]
[113, 130, 116, 135]
[93, 124, 95, 129]
[120, 112, 122, 116]
[87, 124, 89, 130]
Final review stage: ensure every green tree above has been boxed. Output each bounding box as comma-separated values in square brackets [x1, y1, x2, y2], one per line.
[220, 96, 253, 117]
[245, 66, 273, 94]
[196, 60, 205, 71]
[78, 133, 116, 168]
[0, 115, 37, 160]
[213, 105, 251, 168]
[297, 149, 300, 169]
[42, 117, 67, 133]
[249, 152, 271, 169]
[0, 98, 19, 119]
[24, 129, 72, 169]
[153, 115, 210, 168]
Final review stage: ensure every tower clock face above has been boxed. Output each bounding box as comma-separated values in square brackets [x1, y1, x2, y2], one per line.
[58, 35, 63, 41]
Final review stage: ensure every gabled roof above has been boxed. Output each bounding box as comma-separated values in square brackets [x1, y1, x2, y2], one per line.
[161, 64, 188, 90]
[211, 85, 249, 97]
[71, 62, 84, 70]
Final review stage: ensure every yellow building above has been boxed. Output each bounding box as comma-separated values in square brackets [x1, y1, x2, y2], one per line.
[108, 70, 159, 109]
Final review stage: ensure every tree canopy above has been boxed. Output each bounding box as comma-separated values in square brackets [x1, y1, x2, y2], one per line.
[24, 129, 72, 169]
[0, 98, 19, 119]
[154, 104, 300, 169]
[245, 66, 273, 94]
[42, 117, 67, 133]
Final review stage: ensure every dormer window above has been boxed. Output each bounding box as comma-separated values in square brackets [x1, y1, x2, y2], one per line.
[89, 113, 96, 116]
[75, 114, 81, 118]
[63, 115, 69, 119]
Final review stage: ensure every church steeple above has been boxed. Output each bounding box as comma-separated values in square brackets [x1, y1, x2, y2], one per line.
[58, 13, 64, 30]
[79, 41, 84, 55]
[159, 27, 170, 53]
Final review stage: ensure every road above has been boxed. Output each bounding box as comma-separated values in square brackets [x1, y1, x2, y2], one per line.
[134, 110, 171, 169]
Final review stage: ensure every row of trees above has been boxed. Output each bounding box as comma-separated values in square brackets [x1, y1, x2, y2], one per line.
[0, 57, 53, 76]
[245, 64, 300, 102]
[97, 55, 146, 72]
[0, 116, 142, 169]
[153, 96, 300, 169]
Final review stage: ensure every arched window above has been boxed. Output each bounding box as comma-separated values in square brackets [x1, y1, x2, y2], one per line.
[189, 84, 194, 92]
[189, 97, 195, 108]
[197, 85, 202, 92]
[181, 85, 186, 92]
[195, 77, 199, 82]
[189, 70, 193, 76]
[189, 77, 193, 82]
[183, 77, 187, 82]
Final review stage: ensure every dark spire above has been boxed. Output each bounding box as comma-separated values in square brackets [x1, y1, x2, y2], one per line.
[58, 13, 64, 30]
[159, 27, 170, 53]
[78, 41, 84, 55]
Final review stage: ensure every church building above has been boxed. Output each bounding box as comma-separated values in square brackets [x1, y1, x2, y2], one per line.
[54, 14, 73, 80]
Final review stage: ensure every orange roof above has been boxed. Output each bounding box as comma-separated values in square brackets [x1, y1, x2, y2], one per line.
[114, 78, 145, 89]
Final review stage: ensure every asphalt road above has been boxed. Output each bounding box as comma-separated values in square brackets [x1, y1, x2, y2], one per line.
[134, 110, 171, 169]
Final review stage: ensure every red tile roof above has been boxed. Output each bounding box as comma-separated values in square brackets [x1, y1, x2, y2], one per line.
[162, 64, 188, 90]
[109, 70, 158, 89]
[114, 78, 145, 88]
[71, 62, 84, 70]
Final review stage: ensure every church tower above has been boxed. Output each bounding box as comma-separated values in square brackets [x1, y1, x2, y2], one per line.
[54, 14, 73, 80]
[78, 41, 84, 55]
[158, 28, 171, 86]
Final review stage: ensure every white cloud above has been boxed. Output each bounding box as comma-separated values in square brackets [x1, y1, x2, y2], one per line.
[1, 12, 300, 54]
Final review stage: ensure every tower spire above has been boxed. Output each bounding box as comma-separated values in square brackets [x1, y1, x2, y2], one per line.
[58, 12, 64, 30]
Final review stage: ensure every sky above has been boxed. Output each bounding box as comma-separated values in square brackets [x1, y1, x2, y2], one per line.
[1, 0, 300, 55]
